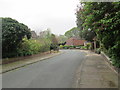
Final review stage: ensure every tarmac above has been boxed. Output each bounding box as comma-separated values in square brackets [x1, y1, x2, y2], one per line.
[75, 50, 119, 88]
[0, 50, 119, 89]
[0, 51, 63, 74]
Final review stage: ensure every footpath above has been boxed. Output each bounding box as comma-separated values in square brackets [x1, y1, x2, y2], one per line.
[0, 51, 62, 74]
[75, 50, 119, 88]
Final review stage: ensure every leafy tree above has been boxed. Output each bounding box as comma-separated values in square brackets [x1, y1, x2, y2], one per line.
[76, 2, 120, 67]
[49, 34, 59, 51]
[76, 3, 96, 41]
[2, 17, 31, 58]
[51, 34, 58, 45]
[79, 29, 96, 42]
[65, 27, 80, 38]
[39, 28, 51, 39]
[56, 35, 67, 44]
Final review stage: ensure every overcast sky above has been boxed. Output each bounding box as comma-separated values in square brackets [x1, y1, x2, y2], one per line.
[0, 0, 79, 35]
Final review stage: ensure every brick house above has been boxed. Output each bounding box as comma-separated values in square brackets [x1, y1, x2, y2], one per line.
[65, 37, 86, 46]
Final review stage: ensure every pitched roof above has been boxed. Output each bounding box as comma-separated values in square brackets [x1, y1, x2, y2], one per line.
[66, 37, 86, 46]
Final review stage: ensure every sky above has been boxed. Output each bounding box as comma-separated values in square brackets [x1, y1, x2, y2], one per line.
[0, 0, 79, 35]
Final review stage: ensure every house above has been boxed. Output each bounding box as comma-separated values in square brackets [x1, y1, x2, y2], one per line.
[65, 37, 86, 46]
[31, 31, 38, 38]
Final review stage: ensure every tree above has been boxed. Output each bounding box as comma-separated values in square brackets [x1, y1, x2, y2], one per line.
[76, 3, 96, 41]
[65, 27, 80, 38]
[76, 2, 120, 67]
[56, 35, 67, 44]
[2, 17, 31, 58]
[39, 28, 51, 39]
[50, 34, 59, 51]
[51, 34, 58, 45]
[79, 29, 96, 42]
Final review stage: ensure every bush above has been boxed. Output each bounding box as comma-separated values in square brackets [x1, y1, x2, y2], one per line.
[2, 18, 31, 58]
[59, 45, 64, 49]
[17, 38, 41, 56]
[86, 43, 91, 49]
[81, 46, 87, 49]
[95, 48, 101, 54]
[107, 41, 120, 67]
[76, 2, 120, 67]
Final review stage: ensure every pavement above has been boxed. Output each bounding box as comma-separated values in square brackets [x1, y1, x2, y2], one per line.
[75, 50, 118, 88]
[1, 50, 119, 88]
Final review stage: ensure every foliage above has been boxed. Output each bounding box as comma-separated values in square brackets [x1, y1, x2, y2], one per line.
[2, 17, 31, 58]
[80, 46, 87, 49]
[35, 37, 52, 52]
[76, 4, 96, 41]
[49, 34, 59, 51]
[76, 2, 120, 67]
[56, 35, 67, 44]
[39, 30, 59, 46]
[2, 18, 59, 58]
[17, 38, 41, 56]
[95, 48, 101, 54]
[59, 45, 64, 49]
[65, 27, 80, 38]
[86, 43, 91, 49]
[51, 34, 58, 45]
[17, 37, 52, 57]
[39, 29, 60, 51]
[39, 29, 51, 39]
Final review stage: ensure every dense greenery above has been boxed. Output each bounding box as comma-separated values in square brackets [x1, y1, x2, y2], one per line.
[17, 38, 41, 56]
[17, 38, 52, 56]
[76, 4, 96, 42]
[65, 27, 95, 42]
[39, 30, 59, 51]
[65, 27, 80, 38]
[56, 35, 67, 44]
[2, 18, 31, 58]
[76, 2, 120, 67]
[2, 18, 59, 58]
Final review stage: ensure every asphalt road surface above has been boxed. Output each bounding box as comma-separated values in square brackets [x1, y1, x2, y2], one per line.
[2, 50, 86, 88]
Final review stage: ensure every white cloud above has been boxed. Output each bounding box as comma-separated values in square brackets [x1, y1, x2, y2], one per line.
[0, 0, 79, 35]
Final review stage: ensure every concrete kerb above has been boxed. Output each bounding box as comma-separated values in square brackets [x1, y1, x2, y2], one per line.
[1, 51, 64, 74]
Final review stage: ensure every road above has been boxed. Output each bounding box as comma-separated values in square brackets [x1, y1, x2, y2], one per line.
[2, 50, 86, 88]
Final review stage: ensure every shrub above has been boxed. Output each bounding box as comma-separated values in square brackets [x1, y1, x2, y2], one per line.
[86, 43, 91, 49]
[63, 45, 70, 49]
[95, 48, 101, 54]
[62, 45, 77, 49]
[59, 45, 63, 49]
[2, 18, 31, 58]
[17, 38, 41, 56]
[81, 46, 87, 49]
[76, 2, 120, 67]
[107, 41, 120, 67]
